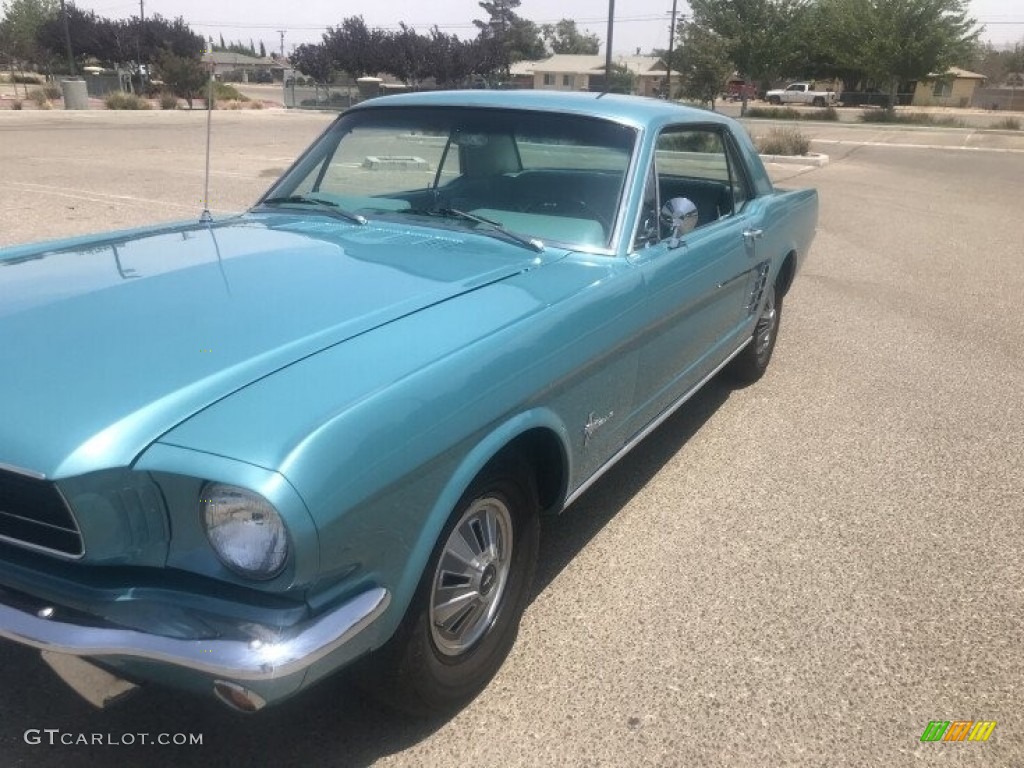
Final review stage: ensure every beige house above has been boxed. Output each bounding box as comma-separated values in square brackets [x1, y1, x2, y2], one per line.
[202, 51, 285, 82]
[511, 55, 675, 97]
[912, 67, 987, 108]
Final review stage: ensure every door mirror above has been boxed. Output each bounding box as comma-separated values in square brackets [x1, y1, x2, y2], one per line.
[660, 197, 698, 247]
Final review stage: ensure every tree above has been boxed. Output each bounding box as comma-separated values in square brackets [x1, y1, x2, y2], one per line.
[322, 16, 388, 79]
[384, 23, 432, 86]
[473, 0, 545, 77]
[258, 39, 265, 58]
[670, 21, 733, 107]
[687, 0, 808, 112]
[424, 26, 483, 87]
[850, 0, 978, 108]
[1, 0, 57, 73]
[604, 62, 636, 94]
[155, 47, 207, 108]
[541, 19, 599, 55]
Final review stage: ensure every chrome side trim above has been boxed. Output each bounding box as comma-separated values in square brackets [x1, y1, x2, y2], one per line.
[0, 587, 390, 682]
[0, 462, 46, 480]
[563, 338, 751, 509]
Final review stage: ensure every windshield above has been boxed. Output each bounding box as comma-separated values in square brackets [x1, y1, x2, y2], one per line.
[261, 106, 638, 251]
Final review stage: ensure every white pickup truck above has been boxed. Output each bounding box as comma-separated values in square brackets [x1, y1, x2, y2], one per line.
[765, 82, 838, 107]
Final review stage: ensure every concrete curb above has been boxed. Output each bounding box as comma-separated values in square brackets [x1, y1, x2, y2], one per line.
[759, 152, 829, 167]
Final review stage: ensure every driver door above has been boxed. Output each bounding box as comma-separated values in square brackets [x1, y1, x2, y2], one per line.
[628, 124, 765, 428]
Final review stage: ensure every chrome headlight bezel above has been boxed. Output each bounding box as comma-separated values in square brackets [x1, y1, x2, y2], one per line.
[199, 482, 290, 580]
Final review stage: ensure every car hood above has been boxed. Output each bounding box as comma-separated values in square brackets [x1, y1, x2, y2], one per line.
[0, 214, 558, 479]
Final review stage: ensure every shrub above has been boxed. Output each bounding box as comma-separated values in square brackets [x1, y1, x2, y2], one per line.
[991, 117, 1021, 130]
[13, 74, 43, 85]
[11, 99, 23, 110]
[104, 91, 151, 110]
[211, 81, 249, 101]
[745, 106, 801, 120]
[159, 91, 179, 110]
[27, 88, 50, 107]
[745, 105, 839, 122]
[859, 110, 965, 127]
[815, 106, 839, 121]
[248, 99, 264, 109]
[756, 126, 811, 156]
[43, 83, 63, 100]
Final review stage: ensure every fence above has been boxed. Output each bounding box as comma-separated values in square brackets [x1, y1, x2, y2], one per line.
[974, 87, 1024, 111]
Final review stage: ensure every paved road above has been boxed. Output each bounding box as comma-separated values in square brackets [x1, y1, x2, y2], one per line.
[1, 112, 1022, 767]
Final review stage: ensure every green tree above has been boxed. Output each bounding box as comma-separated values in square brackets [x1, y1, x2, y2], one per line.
[541, 19, 600, 55]
[322, 16, 387, 79]
[604, 62, 636, 94]
[852, 0, 978, 108]
[473, 0, 546, 77]
[688, 0, 808, 112]
[258, 39, 265, 58]
[155, 47, 207, 108]
[670, 21, 734, 107]
[1, 0, 57, 73]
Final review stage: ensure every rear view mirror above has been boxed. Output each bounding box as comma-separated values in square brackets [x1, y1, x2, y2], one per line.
[661, 197, 698, 247]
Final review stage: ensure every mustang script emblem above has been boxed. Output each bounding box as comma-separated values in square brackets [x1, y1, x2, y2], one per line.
[583, 411, 614, 447]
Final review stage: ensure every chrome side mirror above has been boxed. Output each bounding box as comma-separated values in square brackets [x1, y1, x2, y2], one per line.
[661, 197, 698, 247]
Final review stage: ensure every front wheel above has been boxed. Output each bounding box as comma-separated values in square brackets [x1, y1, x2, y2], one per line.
[725, 282, 781, 384]
[355, 460, 540, 716]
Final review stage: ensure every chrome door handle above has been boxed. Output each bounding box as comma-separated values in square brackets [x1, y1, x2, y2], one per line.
[742, 229, 764, 243]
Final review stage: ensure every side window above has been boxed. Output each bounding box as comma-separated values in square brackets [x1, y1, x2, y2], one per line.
[652, 126, 752, 233]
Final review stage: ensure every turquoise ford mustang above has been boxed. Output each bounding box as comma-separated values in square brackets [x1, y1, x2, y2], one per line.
[0, 91, 817, 715]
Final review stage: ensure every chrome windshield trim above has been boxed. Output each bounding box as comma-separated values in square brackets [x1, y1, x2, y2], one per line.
[0, 462, 46, 480]
[563, 337, 751, 509]
[0, 586, 390, 681]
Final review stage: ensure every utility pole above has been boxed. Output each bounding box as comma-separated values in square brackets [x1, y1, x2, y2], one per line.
[277, 30, 286, 59]
[665, 0, 678, 100]
[139, 0, 146, 88]
[59, 0, 75, 76]
[603, 0, 614, 94]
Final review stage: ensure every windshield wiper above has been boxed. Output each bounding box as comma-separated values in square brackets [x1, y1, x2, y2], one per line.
[258, 195, 367, 225]
[407, 207, 544, 253]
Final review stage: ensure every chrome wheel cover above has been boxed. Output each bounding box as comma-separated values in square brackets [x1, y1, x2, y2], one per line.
[755, 289, 777, 361]
[429, 495, 514, 657]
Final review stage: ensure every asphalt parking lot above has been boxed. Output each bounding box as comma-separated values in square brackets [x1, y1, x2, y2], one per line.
[1, 110, 1022, 767]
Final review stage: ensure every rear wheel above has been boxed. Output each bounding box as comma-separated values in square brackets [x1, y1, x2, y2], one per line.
[768, 95, 781, 105]
[356, 460, 540, 716]
[725, 281, 781, 384]
[812, 96, 826, 107]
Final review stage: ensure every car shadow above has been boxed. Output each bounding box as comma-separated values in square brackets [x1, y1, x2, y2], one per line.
[0, 380, 734, 768]
[533, 377, 733, 597]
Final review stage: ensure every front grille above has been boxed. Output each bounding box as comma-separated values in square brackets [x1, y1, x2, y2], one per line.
[0, 471, 83, 558]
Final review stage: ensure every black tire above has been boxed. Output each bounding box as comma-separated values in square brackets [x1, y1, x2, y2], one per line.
[812, 96, 825, 107]
[725, 281, 782, 384]
[768, 95, 781, 105]
[355, 458, 540, 717]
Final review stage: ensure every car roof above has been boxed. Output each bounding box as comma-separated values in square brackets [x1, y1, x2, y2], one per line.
[346, 89, 731, 130]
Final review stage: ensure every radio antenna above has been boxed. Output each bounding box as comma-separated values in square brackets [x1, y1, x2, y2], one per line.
[200, 69, 214, 224]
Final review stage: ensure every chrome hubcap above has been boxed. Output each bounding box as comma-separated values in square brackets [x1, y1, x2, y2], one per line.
[429, 496, 513, 656]
[755, 289, 777, 359]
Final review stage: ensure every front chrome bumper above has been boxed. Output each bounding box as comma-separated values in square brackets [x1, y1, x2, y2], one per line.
[0, 586, 389, 681]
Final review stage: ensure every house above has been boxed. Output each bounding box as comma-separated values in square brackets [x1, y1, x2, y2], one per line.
[202, 51, 286, 82]
[911, 67, 987, 108]
[511, 54, 676, 97]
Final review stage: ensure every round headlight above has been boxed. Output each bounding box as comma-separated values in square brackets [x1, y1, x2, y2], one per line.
[201, 483, 289, 579]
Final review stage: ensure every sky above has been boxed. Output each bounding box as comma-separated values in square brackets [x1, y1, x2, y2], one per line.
[73, 0, 1024, 56]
